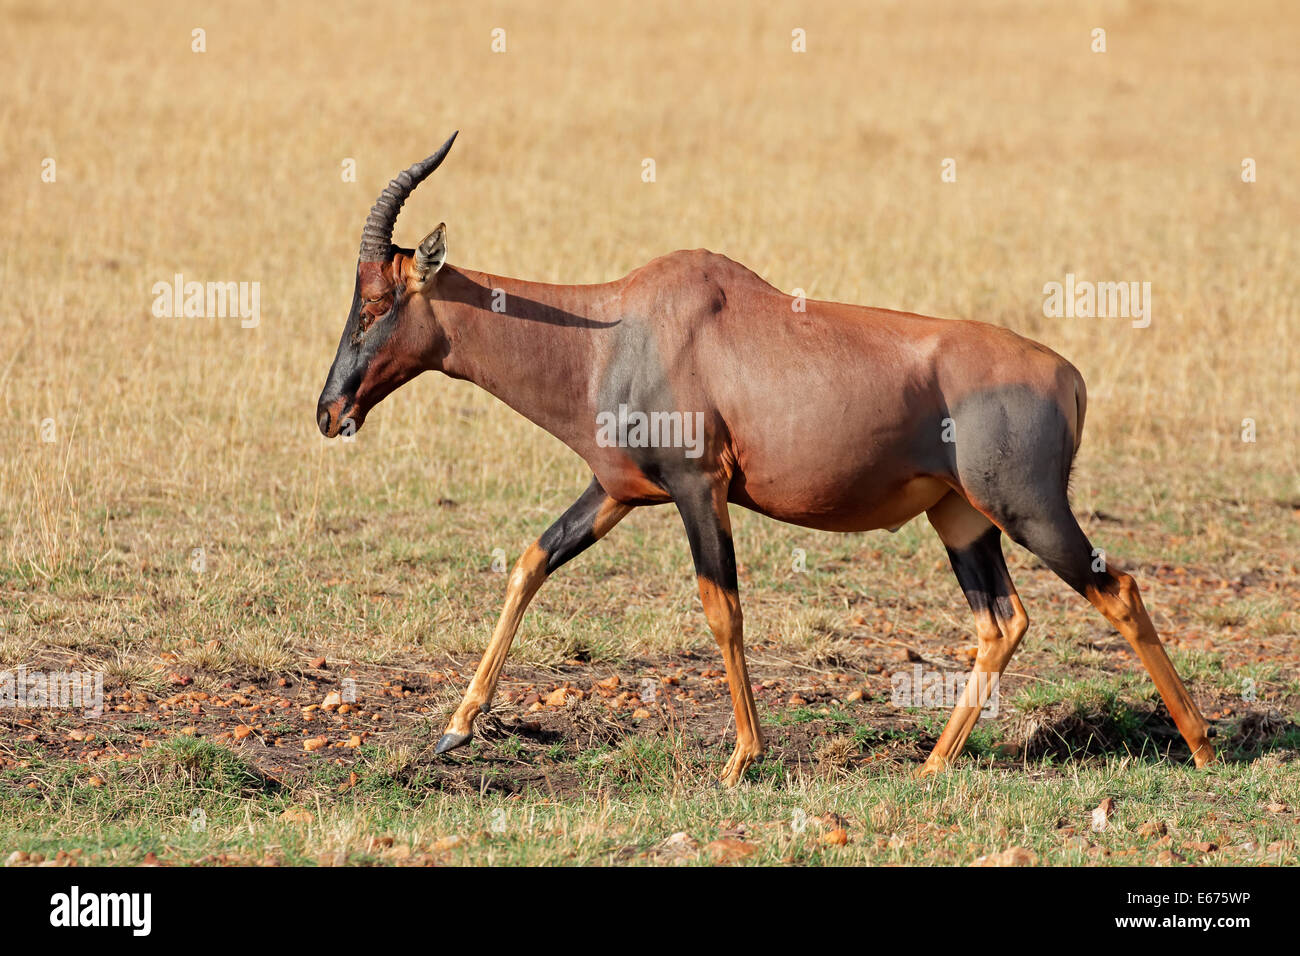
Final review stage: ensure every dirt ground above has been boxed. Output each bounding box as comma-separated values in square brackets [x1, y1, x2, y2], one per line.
[6, 558, 1295, 802]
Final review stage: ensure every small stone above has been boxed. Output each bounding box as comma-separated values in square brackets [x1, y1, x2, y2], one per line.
[656, 831, 699, 863]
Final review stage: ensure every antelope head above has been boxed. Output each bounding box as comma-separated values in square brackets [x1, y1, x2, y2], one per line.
[317, 131, 458, 438]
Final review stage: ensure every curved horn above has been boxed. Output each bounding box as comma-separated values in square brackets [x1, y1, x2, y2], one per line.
[358, 130, 459, 261]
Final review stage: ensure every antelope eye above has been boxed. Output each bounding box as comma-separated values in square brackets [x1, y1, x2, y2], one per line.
[359, 296, 391, 323]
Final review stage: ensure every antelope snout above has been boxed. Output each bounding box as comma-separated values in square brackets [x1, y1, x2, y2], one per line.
[316, 395, 355, 438]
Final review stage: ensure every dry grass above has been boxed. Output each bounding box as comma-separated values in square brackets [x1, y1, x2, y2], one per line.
[2, 0, 1296, 574]
[0, 0, 1297, 865]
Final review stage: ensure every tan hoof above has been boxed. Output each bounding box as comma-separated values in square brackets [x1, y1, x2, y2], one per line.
[915, 755, 948, 778]
[1192, 743, 1216, 768]
[719, 742, 763, 787]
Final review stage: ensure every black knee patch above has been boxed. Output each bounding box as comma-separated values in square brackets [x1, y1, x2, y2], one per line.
[945, 527, 1016, 621]
[537, 478, 612, 575]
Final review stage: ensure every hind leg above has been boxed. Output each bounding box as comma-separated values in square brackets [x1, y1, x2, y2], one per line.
[1082, 570, 1215, 766]
[950, 385, 1214, 766]
[918, 492, 1029, 775]
[988, 502, 1215, 767]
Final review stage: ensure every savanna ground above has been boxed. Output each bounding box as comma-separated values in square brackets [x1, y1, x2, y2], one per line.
[1, 0, 1297, 866]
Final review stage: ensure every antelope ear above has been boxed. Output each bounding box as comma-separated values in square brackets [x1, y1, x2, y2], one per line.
[412, 223, 448, 283]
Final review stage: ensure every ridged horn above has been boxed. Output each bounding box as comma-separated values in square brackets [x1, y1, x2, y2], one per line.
[358, 131, 459, 261]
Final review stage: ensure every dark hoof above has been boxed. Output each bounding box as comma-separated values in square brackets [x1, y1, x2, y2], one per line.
[1206, 724, 1218, 739]
[435, 731, 472, 755]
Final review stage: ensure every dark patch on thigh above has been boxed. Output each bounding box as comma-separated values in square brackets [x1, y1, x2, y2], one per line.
[929, 385, 1076, 535]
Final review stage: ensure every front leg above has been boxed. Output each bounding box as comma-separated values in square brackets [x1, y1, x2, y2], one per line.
[674, 479, 765, 786]
[436, 478, 632, 754]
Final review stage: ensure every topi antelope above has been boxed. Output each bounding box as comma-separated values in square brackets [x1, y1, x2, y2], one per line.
[318, 133, 1215, 786]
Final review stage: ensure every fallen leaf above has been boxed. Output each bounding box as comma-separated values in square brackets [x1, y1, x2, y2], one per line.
[281, 807, 314, 825]
[971, 846, 1037, 867]
[1091, 797, 1115, 832]
[705, 838, 757, 864]
[544, 686, 581, 706]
